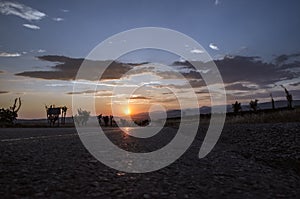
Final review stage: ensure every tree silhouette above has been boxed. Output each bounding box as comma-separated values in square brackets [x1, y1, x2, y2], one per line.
[110, 115, 113, 127]
[281, 85, 293, 109]
[74, 108, 90, 126]
[249, 99, 259, 112]
[103, 116, 109, 126]
[232, 101, 242, 114]
[270, 93, 275, 110]
[61, 106, 68, 124]
[0, 97, 21, 126]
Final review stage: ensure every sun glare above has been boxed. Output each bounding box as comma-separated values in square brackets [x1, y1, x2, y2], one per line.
[125, 108, 131, 115]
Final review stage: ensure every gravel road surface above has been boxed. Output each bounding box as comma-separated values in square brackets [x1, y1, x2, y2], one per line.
[1, 123, 299, 198]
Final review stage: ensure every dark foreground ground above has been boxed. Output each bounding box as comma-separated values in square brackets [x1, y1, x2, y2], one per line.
[0, 123, 299, 198]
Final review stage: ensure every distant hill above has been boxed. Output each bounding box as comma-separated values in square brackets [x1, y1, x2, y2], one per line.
[132, 100, 300, 120]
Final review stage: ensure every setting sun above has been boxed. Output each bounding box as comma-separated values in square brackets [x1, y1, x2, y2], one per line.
[125, 108, 131, 115]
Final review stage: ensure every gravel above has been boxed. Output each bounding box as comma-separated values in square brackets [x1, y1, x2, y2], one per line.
[0, 123, 299, 198]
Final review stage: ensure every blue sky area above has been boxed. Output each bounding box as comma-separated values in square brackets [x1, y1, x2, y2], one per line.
[0, 0, 300, 118]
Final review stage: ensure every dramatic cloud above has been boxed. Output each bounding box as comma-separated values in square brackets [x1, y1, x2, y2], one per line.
[171, 55, 300, 91]
[214, 56, 299, 86]
[0, 52, 21, 57]
[15, 54, 300, 102]
[0, 1, 46, 21]
[209, 43, 219, 50]
[0, 91, 9, 94]
[274, 53, 300, 65]
[23, 23, 40, 30]
[52, 17, 64, 22]
[190, 49, 204, 54]
[15, 55, 133, 80]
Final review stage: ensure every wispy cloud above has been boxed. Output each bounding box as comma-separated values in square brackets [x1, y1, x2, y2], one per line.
[0, 1, 46, 21]
[209, 43, 219, 50]
[52, 17, 64, 22]
[214, 0, 220, 6]
[23, 23, 40, 30]
[66, 90, 98, 95]
[61, 9, 69, 13]
[190, 49, 204, 54]
[0, 52, 21, 57]
[37, 49, 46, 53]
[129, 96, 151, 100]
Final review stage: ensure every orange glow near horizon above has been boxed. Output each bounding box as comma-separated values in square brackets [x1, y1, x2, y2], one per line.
[124, 107, 131, 115]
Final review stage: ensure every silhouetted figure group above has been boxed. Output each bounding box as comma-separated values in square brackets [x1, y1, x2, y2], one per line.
[74, 108, 90, 126]
[97, 114, 114, 127]
[45, 105, 68, 127]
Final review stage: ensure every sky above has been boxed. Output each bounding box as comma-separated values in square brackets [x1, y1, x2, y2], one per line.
[0, 0, 300, 118]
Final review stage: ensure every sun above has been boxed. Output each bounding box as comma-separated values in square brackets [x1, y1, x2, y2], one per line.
[125, 107, 131, 115]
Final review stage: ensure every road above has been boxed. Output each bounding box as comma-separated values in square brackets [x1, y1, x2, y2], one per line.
[0, 123, 299, 198]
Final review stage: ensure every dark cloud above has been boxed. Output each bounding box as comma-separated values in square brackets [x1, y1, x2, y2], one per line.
[225, 83, 257, 91]
[290, 82, 300, 87]
[66, 90, 113, 96]
[129, 96, 151, 100]
[171, 56, 299, 89]
[66, 90, 98, 95]
[15, 55, 135, 80]
[214, 56, 295, 86]
[274, 53, 300, 65]
[14, 55, 299, 98]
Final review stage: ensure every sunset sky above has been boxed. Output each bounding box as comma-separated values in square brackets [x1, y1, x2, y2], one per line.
[0, 0, 300, 118]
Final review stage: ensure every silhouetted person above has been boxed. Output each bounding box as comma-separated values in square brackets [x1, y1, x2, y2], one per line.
[103, 116, 109, 126]
[281, 85, 293, 109]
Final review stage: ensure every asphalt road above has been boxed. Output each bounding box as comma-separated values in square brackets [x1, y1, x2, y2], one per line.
[0, 123, 299, 198]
